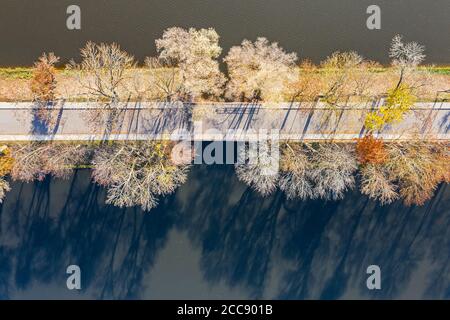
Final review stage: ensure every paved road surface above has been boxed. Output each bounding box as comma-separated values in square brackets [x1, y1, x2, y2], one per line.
[0, 102, 448, 141]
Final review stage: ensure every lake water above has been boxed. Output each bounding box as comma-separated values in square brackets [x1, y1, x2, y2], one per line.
[0, 167, 448, 299]
[0, 0, 449, 66]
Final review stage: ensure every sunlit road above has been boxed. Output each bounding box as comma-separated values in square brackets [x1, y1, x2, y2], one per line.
[0, 102, 448, 141]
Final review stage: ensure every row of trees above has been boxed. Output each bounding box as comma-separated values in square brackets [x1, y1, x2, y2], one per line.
[357, 136, 449, 206]
[235, 139, 449, 206]
[2, 28, 444, 210]
[25, 28, 437, 136]
[0, 140, 448, 208]
[0, 142, 191, 210]
[29, 28, 433, 109]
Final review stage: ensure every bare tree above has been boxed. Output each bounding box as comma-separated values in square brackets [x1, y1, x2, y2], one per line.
[389, 35, 426, 90]
[237, 142, 358, 201]
[68, 42, 136, 128]
[278, 143, 313, 199]
[92, 141, 190, 211]
[358, 141, 449, 206]
[384, 142, 449, 206]
[69, 42, 135, 103]
[235, 141, 279, 196]
[306, 143, 357, 200]
[143, 57, 183, 101]
[320, 51, 377, 107]
[285, 60, 323, 104]
[224, 37, 298, 102]
[10, 142, 88, 182]
[278, 142, 357, 200]
[360, 164, 399, 205]
[155, 27, 226, 101]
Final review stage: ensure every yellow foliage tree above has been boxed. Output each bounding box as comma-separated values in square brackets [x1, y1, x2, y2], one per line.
[365, 84, 416, 131]
[0, 146, 14, 176]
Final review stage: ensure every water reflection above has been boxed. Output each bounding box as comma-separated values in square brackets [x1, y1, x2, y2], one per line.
[0, 167, 448, 299]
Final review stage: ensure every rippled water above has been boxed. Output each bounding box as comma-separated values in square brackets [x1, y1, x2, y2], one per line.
[0, 167, 448, 299]
[0, 0, 449, 65]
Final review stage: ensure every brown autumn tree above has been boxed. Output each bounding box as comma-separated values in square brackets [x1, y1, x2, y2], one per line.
[357, 135, 397, 205]
[30, 53, 60, 124]
[30, 53, 60, 103]
[355, 134, 388, 165]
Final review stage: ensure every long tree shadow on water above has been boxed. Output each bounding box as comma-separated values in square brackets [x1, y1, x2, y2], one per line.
[175, 165, 450, 299]
[0, 169, 179, 299]
[175, 165, 284, 298]
[277, 184, 450, 299]
[0, 167, 448, 299]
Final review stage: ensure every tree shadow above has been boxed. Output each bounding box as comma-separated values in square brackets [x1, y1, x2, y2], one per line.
[175, 165, 450, 300]
[176, 165, 284, 298]
[0, 169, 178, 299]
[214, 102, 260, 132]
[438, 111, 450, 134]
[141, 102, 192, 137]
[29, 102, 65, 138]
[277, 184, 450, 299]
[0, 166, 448, 300]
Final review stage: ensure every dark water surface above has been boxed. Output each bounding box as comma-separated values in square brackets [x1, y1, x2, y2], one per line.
[0, 0, 449, 66]
[0, 167, 449, 300]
